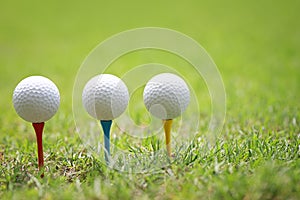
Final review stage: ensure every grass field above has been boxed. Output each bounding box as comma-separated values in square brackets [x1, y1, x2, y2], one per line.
[1, 0, 300, 199]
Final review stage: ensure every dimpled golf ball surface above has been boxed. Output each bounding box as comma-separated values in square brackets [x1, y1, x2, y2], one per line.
[82, 74, 129, 120]
[13, 76, 60, 123]
[143, 73, 190, 119]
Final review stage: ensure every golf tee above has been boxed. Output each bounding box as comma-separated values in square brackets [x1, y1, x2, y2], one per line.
[32, 122, 45, 178]
[100, 120, 112, 164]
[163, 119, 173, 157]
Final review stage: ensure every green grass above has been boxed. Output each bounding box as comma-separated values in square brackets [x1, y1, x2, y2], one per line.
[0, 0, 300, 199]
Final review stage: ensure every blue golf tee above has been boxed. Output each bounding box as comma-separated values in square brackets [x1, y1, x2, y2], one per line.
[100, 120, 112, 164]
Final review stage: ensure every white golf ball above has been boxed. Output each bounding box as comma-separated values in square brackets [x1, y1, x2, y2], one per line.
[82, 74, 129, 120]
[13, 76, 60, 123]
[143, 73, 190, 119]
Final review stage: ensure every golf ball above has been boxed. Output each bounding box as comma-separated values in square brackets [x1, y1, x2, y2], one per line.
[13, 76, 60, 123]
[143, 73, 190, 119]
[82, 74, 129, 120]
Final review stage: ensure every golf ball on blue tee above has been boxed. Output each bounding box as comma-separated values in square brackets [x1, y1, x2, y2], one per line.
[82, 74, 129, 120]
[143, 73, 190, 119]
[13, 76, 60, 123]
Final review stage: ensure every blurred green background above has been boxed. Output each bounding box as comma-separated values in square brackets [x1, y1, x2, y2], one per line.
[0, 0, 299, 199]
[1, 0, 299, 123]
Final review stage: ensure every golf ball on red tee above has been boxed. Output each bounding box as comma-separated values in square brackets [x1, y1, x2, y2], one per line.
[13, 76, 60, 123]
